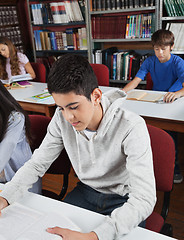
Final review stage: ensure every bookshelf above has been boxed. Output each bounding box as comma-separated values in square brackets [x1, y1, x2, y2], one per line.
[86, 0, 159, 87]
[28, 0, 88, 61]
[0, 0, 34, 62]
[159, 0, 184, 55]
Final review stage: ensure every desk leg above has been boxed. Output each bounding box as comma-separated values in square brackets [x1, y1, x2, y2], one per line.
[45, 106, 56, 118]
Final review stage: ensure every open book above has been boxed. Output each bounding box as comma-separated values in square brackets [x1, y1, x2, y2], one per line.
[0, 202, 81, 240]
[0, 74, 32, 85]
[127, 90, 164, 102]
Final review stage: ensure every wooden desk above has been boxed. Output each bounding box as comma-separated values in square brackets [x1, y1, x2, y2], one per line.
[9, 82, 56, 117]
[100, 87, 184, 133]
[0, 184, 177, 240]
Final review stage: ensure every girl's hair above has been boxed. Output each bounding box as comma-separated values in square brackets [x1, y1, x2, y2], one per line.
[0, 37, 21, 80]
[0, 80, 31, 143]
[151, 29, 174, 47]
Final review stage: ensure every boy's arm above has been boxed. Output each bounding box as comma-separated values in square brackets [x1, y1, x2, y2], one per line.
[164, 83, 184, 103]
[122, 58, 150, 93]
[122, 77, 142, 93]
[47, 228, 98, 240]
[0, 197, 9, 216]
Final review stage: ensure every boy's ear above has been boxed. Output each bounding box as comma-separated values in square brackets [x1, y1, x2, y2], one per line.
[171, 44, 174, 51]
[91, 88, 102, 106]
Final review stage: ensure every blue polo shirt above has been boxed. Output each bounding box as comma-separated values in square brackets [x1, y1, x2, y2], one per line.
[136, 54, 184, 92]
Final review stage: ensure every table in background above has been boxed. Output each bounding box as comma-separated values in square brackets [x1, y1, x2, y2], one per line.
[0, 184, 177, 240]
[9, 82, 56, 117]
[100, 87, 184, 133]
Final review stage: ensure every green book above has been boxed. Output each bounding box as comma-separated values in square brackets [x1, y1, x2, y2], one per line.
[173, 0, 182, 15]
[177, 0, 184, 15]
[164, 0, 172, 16]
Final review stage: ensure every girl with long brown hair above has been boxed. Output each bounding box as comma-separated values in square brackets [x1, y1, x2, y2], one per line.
[0, 37, 35, 80]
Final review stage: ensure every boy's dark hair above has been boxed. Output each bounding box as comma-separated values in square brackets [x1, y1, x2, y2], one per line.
[47, 54, 98, 100]
[151, 29, 174, 47]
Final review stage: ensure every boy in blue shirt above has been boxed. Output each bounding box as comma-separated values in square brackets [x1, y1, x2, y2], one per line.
[123, 29, 184, 183]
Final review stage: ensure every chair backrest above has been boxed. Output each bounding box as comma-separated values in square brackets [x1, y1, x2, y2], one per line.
[29, 114, 51, 151]
[146, 72, 153, 90]
[29, 114, 71, 199]
[147, 124, 175, 192]
[90, 63, 109, 86]
[30, 62, 46, 83]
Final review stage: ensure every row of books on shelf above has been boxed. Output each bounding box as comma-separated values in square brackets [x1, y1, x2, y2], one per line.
[126, 13, 155, 39]
[34, 28, 87, 51]
[91, 0, 155, 11]
[166, 23, 184, 51]
[92, 48, 150, 81]
[0, 26, 22, 46]
[30, 0, 84, 25]
[164, 0, 184, 17]
[91, 13, 155, 39]
[0, 6, 18, 26]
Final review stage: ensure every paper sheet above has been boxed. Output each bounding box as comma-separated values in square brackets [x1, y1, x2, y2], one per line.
[0, 203, 81, 240]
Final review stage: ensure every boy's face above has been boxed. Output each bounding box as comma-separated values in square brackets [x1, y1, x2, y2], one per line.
[52, 89, 103, 131]
[153, 45, 173, 63]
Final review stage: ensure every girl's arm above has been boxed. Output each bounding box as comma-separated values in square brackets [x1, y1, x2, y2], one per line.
[0, 112, 25, 173]
[24, 62, 36, 79]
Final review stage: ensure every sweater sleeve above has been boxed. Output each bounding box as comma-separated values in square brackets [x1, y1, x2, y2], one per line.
[93, 120, 156, 240]
[0, 111, 64, 204]
[0, 112, 25, 173]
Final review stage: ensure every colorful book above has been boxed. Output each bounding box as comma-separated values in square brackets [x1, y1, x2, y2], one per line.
[25, 92, 52, 102]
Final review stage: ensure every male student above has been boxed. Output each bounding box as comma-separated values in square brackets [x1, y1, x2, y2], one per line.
[122, 29, 184, 183]
[0, 54, 156, 240]
[122, 29, 184, 103]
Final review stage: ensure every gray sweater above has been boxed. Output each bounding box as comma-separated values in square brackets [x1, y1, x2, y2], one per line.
[0, 89, 156, 240]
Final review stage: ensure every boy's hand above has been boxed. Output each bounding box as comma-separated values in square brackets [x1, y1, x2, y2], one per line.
[163, 92, 179, 103]
[47, 227, 98, 240]
[0, 197, 9, 216]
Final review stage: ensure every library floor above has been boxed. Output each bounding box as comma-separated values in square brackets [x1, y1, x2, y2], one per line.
[42, 133, 184, 240]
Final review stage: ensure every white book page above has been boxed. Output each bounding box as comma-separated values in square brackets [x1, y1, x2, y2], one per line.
[0, 203, 81, 240]
[1, 74, 32, 85]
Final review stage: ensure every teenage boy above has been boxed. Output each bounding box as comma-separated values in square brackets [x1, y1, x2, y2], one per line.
[0, 54, 156, 240]
[122, 29, 184, 183]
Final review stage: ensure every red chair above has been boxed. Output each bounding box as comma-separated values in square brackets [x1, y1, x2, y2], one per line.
[146, 72, 153, 90]
[90, 63, 109, 86]
[29, 114, 71, 200]
[146, 124, 175, 236]
[30, 62, 46, 83]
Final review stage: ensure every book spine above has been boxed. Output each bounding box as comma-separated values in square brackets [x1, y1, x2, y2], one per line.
[112, 52, 118, 80]
[49, 32, 58, 50]
[50, 2, 62, 23]
[66, 28, 75, 50]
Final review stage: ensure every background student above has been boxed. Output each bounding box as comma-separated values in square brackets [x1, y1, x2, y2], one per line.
[122, 29, 184, 103]
[0, 37, 35, 80]
[0, 81, 41, 193]
[0, 54, 156, 240]
[122, 29, 184, 183]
